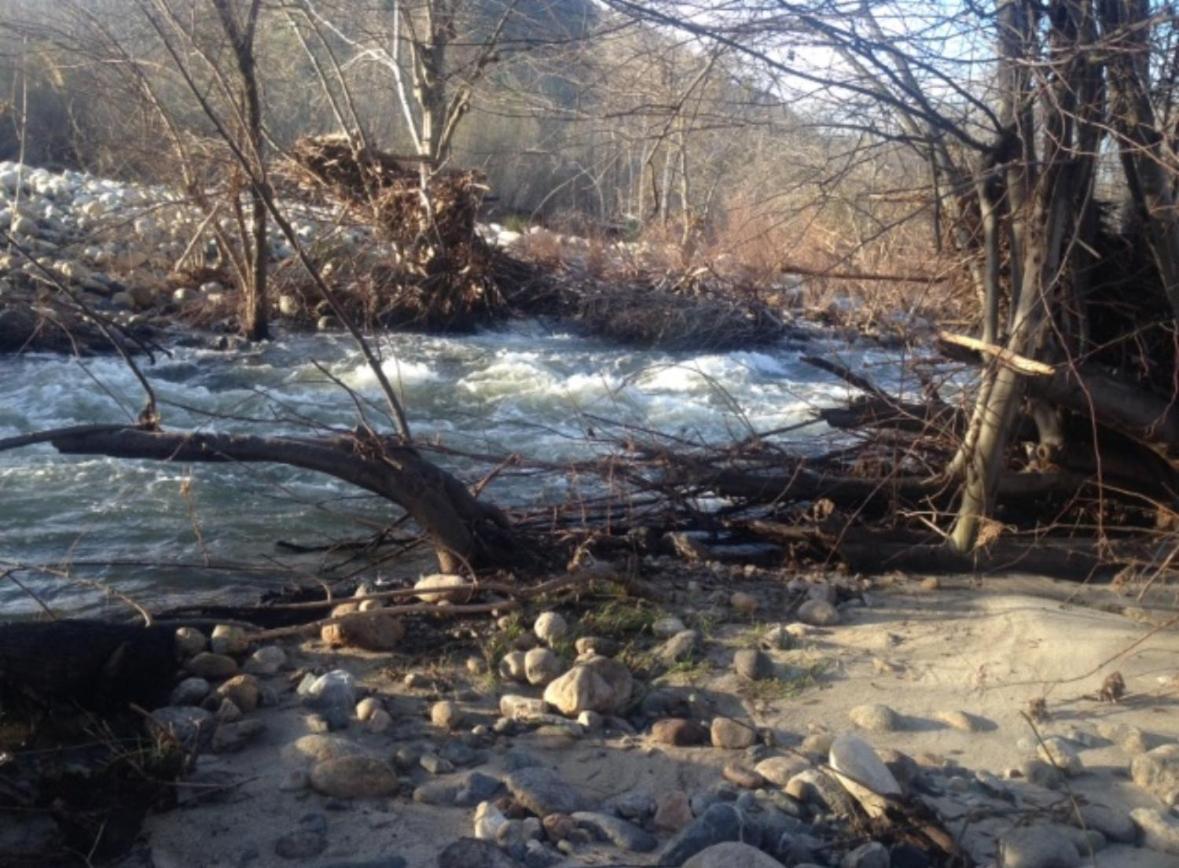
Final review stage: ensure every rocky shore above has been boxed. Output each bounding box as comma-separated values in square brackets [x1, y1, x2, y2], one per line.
[20, 566, 1173, 868]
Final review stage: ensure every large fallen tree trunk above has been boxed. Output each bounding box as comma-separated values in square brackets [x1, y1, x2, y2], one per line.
[1, 424, 514, 572]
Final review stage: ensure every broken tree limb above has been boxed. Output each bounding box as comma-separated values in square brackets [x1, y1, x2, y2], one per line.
[1, 425, 515, 572]
[937, 331, 1055, 376]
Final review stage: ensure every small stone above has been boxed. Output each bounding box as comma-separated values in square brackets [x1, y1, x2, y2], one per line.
[1022, 758, 1064, 789]
[754, 755, 811, 786]
[500, 694, 549, 721]
[524, 648, 562, 686]
[278, 294, 300, 316]
[800, 732, 835, 757]
[217, 673, 259, 712]
[466, 655, 487, 675]
[1131, 807, 1179, 854]
[682, 841, 786, 868]
[474, 799, 508, 839]
[283, 734, 361, 765]
[730, 591, 759, 614]
[849, 704, 901, 733]
[170, 677, 210, 706]
[504, 766, 591, 815]
[934, 709, 980, 733]
[577, 710, 602, 731]
[302, 669, 355, 711]
[653, 616, 687, 638]
[274, 830, 327, 860]
[210, 624, 250, 655]
[920, 576, 940, 591]
[1037, 736, 1083, 776]
[796, 599, 839, 626]
[654, 789, 694, 831]
[998, 826, 1081, 867]
[841, 842, 888, 868]
[309, 756, 398, 799]
[733, 648, 774, 681]
[185, 652, 238, 680]
[320, 611, 404, 651]
[316, 315, 339, 331]
[722, 763, 765, 789]
[432, 700, 462, 730]
[355, 697, 382, 722]
[420, 753, 454, 775]
[534, 611, 568, 646]
[711, 717, 757, 750]
[1132, 744, 1179, 804]
[658, 630, 701, 663]
[244, 645, 287, 676]
[651, 718, 709, 747]
[414, 573, 472, 603]
[571, 811, 658, 852]
[174, 626, 207, 658]
[499, 651, 528, 681]
[211, 718, 265, 753]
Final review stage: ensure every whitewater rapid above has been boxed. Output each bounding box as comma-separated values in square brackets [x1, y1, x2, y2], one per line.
[0, 322, 909, 613]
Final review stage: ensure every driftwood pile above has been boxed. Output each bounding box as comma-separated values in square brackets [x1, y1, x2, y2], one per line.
[287, 136, 511, 330]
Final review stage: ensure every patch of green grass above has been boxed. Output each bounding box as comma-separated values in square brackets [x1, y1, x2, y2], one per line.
[580, 598, 660, 639]
[656, 657, 716, 687]
[739, 658, 831, 703]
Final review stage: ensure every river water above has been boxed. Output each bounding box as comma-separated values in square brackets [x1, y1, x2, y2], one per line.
[0, 321, 909, 614]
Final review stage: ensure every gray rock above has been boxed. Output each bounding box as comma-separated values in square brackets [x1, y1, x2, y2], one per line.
[754, 756, 810, 787]
[499, 651, 528, 682]
[605, 789, 656, 820]
[170, 676, 211, 706]
[505, 766, 591, 815]
[414, 573, 472, 603]
[829, 734, 901, 816]
[533, 611, 568, 646]
[543, 656, 632, 716]
[284, 734, 362, 764]
[524, 648, 562, 686]
[174, 626, 207, 658]
[309, 756, 399, 799]
[185, 652, 238, 680]
[934, 709, 980, 733]
[711, 717, 757, 749]
[1131, 744, 1179, 804]
[572, 811, 658, 852]
[733, 649, 774, 681]
[658, 630, 701, 663]
[210, 624, 250, 655]
[415, 771, 504, 806]
[1132, 807, 1179, 854]
[302, 669, 356, 711]
[848, 704, 901, 733]
[998, 826, 1081, 868]
[796, 599, 839, 626]
[244, 645, 287, 676]
[840, 841, 888, 868]
[1078, 803, 1136, 843]
[682, 841, 785, 867]
[437, 837, 522, 868]
[432, 700, 462, 730]
[660, 803, 755, 865]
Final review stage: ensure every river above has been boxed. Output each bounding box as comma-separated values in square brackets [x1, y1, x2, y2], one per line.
[0, 321, 910, 614]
